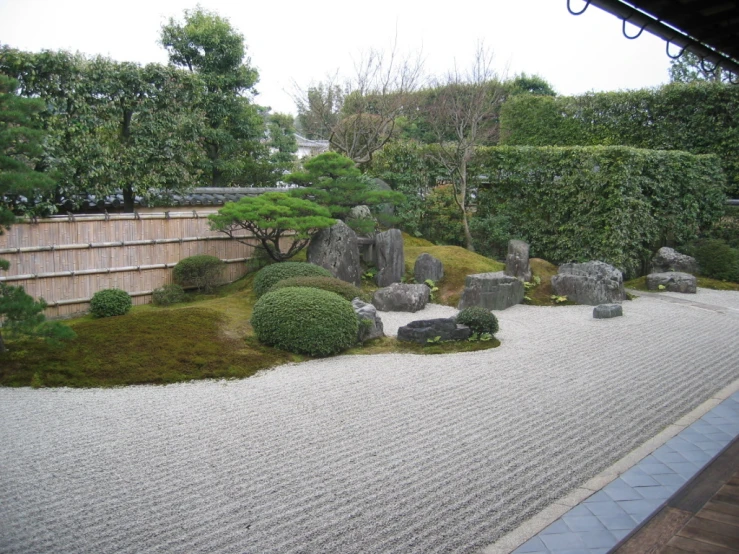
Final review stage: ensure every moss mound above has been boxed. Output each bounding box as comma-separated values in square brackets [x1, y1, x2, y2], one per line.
[251, 287, 359, 356]
[254, 262, 332, 297]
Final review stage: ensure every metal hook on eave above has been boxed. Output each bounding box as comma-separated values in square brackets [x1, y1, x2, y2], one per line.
[622, 16, 648, 40]
[567, 0, 591, 16]
[666, 39, 687, 60]
[700, 57, 718, 75]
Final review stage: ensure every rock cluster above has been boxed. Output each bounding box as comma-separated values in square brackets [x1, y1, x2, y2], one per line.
[504, 240, 532, 282]
[651, 247, 698, 275]
[593, 304, 623, 319]
[414, 253, 444, 284]
[307, 221, 362, 287]
[372, 283, 430, 312]
[351, 298, 385, 342]
[458, 272, 524, 311]
[397, 318, 471, 344]
[646, 272, 697, 294]
[551, 261, 625, 306]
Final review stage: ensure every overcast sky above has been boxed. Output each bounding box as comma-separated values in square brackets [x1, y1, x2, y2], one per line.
[0, 0, 672, 114]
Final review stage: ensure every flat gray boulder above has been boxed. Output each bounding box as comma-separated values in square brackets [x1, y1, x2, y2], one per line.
[352, 298, 385, 342]
[307, 221, 361, 287]
[504, 240, 532, 282]
[375, 229, 404, 287]
[593, 304, 623, 319]
[457, 271, 524, 311]
[651, 247, 698, 275]
[373, 283, 429, 312]
[551, 261, 625, 306]
[397, 318, 471, 344]
[414, 253, 444, 284]
[646, 272, 697, 294]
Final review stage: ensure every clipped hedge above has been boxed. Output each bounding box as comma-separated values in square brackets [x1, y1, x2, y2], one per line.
[251, 287, 359, 356]
[499, 83, 739, 196]
[476, 146, 726, 277]
[90, 288, 132, 318]
[268, 276, 362, 301]
[688, 239, 739, 282]
[152, 283, 186, 306]
[456, 306, 499, 336]
[173, 255, 224, 293]
[253, 262, 332, 297]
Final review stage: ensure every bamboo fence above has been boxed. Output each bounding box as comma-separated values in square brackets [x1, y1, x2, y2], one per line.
[0, 211, 259, 318]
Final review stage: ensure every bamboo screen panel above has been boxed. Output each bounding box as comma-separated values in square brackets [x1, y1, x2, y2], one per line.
[0, 211, 258, 318]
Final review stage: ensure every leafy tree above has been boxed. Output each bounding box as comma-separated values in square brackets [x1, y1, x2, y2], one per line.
[0, 283, 76, 353]
[208, 192, 335, 262]
[161, 7, 264, 187]
[0, 73, 58, 269]
[295, 82, 341, 140]
[507, 73, 556, 96]
[0, 48, 205, 212]
[423, 45, 506, 250]
[670, 51, 735, 84]
[287, 152, 404, 233]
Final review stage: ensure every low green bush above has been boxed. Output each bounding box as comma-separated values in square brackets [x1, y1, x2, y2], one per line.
[689, 239, 739, 282]
[90, 288, 132, 318]
[251, 287, 359, 356]
[268, 276, 361, 301]
[173, 255, 225, 293]
[456, 306, 499, 336]
[152, 284, 186, 306]
[253, 262, 332, 297]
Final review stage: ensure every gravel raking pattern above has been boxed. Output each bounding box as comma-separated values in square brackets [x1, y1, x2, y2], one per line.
[1, 293, 738, 554]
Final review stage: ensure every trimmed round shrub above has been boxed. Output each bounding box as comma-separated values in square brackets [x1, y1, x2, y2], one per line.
[152, 283, 186, 306]
[173, 255, 225, 293]
[689, 239, 739, 282]
[251, 287, 359, 356]
[253, 262, 332, 297]
[90, 288, 132, 318]
[455, 306, 499, 336]
[267, 276, 361, 301]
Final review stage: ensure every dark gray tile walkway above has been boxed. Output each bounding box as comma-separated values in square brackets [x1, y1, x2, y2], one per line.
[510, 390, 739, 554]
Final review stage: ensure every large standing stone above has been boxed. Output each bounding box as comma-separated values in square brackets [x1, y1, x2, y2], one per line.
[347, 205, 377, 236]
[651, 247, 698, 275]
[646, 272, 697, 294]
[551, 261, 625, 306]
[372, 283, 429, 312]
[375, 229, 405, 287]
[593, 304, 623, 319]
[414, 253, 444, 284]
[351, 298, 385, 342]
[397, 318, 471, 344]
[307, 220, 361, 287]
[457, 272, 525, 311]
[504, 240, 532, 282]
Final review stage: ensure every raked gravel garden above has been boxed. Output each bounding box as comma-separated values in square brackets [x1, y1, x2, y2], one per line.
[2, 287, 739, 554]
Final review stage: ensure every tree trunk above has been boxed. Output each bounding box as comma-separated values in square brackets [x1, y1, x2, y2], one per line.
[462, 210, 475, 252]
[0, 331, 6, 354]
[123, 185, 135, 213]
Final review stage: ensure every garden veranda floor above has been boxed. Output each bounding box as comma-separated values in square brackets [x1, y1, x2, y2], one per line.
[1, 289, 738, 554]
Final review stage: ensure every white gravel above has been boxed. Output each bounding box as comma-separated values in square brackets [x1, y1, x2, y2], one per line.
[1, 291, 738, 554]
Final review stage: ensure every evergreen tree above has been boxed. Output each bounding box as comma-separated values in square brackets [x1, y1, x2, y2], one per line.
[287, 152, 404, 234]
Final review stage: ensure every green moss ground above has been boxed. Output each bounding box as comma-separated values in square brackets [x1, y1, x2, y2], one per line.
[1, 238, 508, 388]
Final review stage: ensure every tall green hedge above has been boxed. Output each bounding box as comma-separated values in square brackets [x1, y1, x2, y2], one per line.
[499, 83, 739, 197]
[476, 146, 726, 277]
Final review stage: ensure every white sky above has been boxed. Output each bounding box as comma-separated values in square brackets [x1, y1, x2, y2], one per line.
[0, 0, 672, 114]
